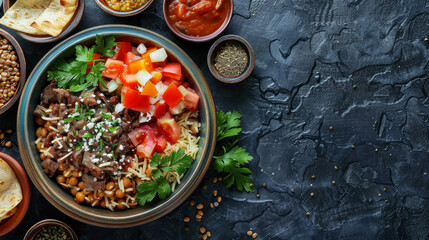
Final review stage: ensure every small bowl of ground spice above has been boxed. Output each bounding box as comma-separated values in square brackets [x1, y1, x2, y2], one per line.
[24, 219, 78, 240]
[0, 28, 26, 114]
[207, 35, 255, 83]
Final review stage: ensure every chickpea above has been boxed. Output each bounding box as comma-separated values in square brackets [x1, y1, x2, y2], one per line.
[106, 181, 115, 191]
[56, 175, 66, 184]
[115, 189, 125, 199]
[36, 142, 43, 151]
[68, 177, 78, 186]
[70, 188, 78, 195]
[58, 163, 65, 171]
[122, 177, 132, 188]
[117, 199, 126, 210]
[75, 192, 85, 203]
[78, 181, 85, 190]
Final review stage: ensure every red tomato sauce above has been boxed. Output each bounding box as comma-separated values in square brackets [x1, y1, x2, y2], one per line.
[166, 0, 230, 37]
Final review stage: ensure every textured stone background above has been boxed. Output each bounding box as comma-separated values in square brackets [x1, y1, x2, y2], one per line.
[1, 0, 429, 239]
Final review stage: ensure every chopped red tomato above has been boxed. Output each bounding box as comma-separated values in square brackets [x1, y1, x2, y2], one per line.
[162, 63, 181, 81]
[125, 52, 142, 65]
[163, 83, 183, 108]
[114, 42, 132, 61]
[141, 81, 158, 97]
[163, 77, 181, 87]
[155, 135, 167, 152]
[157, 113, 181, 144]
[102, 58, 124, 79]
[136, 130, 157, 158]
[184, 88, 199, 112]
[154, 100, 167, 119]
[123, 88, 150, 113]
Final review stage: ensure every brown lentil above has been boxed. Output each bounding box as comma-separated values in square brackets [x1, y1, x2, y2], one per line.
[0, 37, 19, 109]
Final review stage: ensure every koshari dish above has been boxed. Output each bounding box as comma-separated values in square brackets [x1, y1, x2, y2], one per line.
[33, 36, 201, 211]
[166, 0, 230, 37]
[0, 158, 22, 223]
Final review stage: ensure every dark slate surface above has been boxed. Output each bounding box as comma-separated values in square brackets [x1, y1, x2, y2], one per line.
[1, 0, 429, 239]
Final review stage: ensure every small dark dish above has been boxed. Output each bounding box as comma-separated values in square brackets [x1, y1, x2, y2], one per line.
[94, 0, 154, 17]
[3, 0, 85, 43]
[0, 28, 26, 115]
[23, 219, 78, 240]
[0, 152, 31, 237]
[207, 34, 255, 83]
[163, 0, 233, 42]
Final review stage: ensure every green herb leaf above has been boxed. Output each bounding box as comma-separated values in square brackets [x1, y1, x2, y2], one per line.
[93, 35, 116, 57]
[216, 110, 242, 141]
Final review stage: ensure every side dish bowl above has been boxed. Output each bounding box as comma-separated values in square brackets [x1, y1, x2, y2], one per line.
[163, 0, 233, 42]
[17, 25, 216, 227]
[3, 0, 85, 43]
[0, 152, 31, 237]
[94, 0, 154, 17]
[0, 28, 26, 115]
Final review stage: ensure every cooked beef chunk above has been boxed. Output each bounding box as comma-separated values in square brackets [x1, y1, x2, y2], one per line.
[41, 159, 58, 177]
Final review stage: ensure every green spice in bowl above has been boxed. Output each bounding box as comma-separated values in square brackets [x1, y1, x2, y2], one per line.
[207, 35, 255, 83]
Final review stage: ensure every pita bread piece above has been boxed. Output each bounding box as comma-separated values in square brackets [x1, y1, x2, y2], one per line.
[0, 0, 52, 35]
[31, 0, 79, 37]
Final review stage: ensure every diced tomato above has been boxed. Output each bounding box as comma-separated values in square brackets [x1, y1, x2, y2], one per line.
[125, 52, 141, 65]
[155, 135, 167, 152]
[163, 83, 183, 108]
[141, 47, 158, 59]
[141, 81, 158, 97]
[150, 71, 163, 84]
[136, 130, 157, 158]
[184, 88, 199, 112]
[154, 100, 167, 119]
[114, 42, 132, 61]
[163, 77, 181, 87]
[87, 53, 100, 67]
[123, 88, 150, 113]
[162, 63, 181, 81]
[102, 58, 125, 79]
[157, 113, 181, 144]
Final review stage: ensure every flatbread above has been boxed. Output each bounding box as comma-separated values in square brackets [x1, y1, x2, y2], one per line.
[0, 159, 22, 223]
[0, 158, 14, 192]
[31, 0, 78, 37]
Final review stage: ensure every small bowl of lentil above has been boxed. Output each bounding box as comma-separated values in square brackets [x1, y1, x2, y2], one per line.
[24, 219, 78, 240]
[0, 28, 26, 114]
[207, 34, 255, 83]
[94, 0, 154, 17]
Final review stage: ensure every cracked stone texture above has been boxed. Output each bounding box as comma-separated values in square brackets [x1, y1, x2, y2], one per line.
[1, 0, 429, 239]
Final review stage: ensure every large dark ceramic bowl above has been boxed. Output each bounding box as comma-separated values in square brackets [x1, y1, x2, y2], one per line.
[17, 25, 216, 227]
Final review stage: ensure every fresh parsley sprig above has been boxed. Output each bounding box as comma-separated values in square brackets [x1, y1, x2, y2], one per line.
[47, 35, 116, 93]
[136, 149, 193, 206]
[213, 110, 254, 192]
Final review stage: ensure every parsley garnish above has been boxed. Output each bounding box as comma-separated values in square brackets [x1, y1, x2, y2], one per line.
[213, 110, 254, 192]
[108, 126, 120, 133]
[136, 149, 193, 206]
[47, 35, 116, 93]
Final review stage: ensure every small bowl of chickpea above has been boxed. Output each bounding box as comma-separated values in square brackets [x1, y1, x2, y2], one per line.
[0, 28, 26, 115]
[94, 0, 154, 17]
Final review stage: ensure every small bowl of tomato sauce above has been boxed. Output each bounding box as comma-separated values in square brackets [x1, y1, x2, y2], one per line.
[163, 0, 233, 42]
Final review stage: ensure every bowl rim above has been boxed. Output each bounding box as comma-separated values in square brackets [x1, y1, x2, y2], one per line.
[93, 0, 154, 17]
[2, 0, 85, 43]
[0, 28, 26, 115]
[17, 24, 217, 227]
[23, 219, 78, 240]
[207, 34, 255, 83]
[162, 0, 234, 42]
[0, 152, 31, 237]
